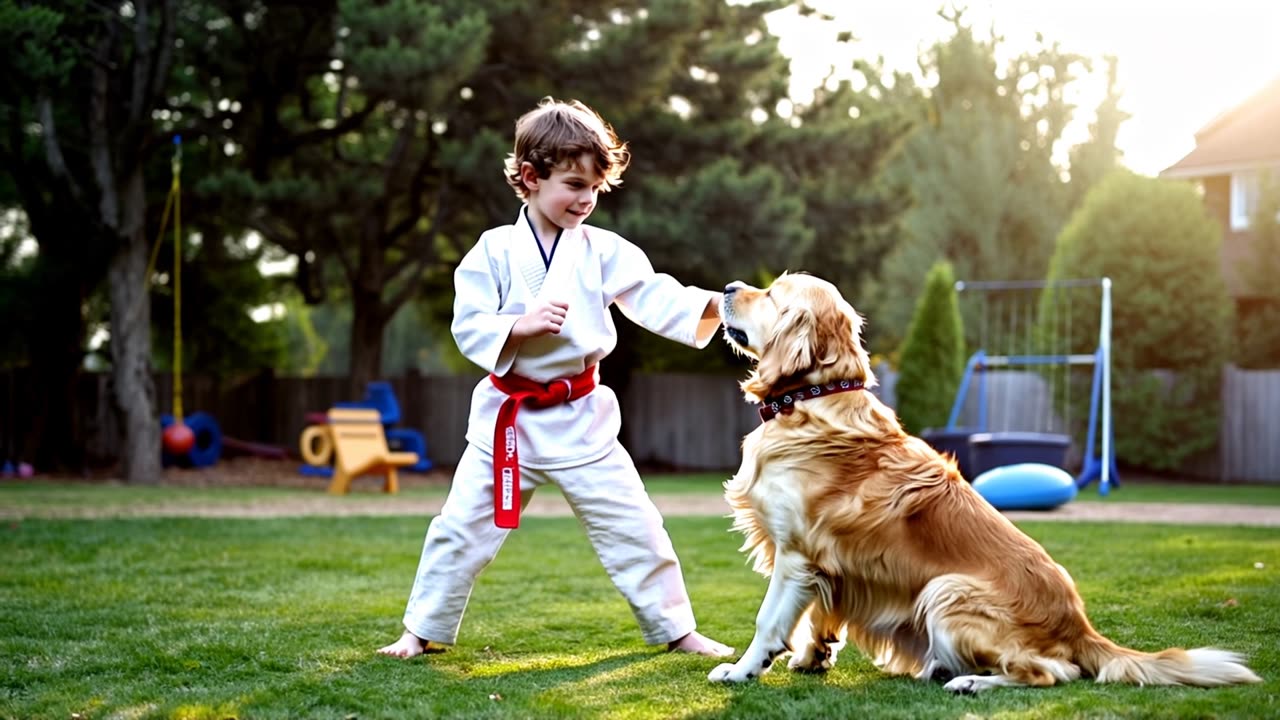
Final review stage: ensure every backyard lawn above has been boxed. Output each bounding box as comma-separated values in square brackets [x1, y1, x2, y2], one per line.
[4, 469, 1280, 518]
[2, 476, 1279, 719]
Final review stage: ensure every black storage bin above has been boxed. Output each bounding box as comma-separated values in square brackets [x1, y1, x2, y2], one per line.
[920, 427, 977, 481]
[968, 431, 1070, 478]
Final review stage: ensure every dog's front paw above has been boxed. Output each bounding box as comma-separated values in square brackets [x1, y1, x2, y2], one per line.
[944, 674, 995, 695]
[708, 662, 758, 683]
[787, 644, 835, 674]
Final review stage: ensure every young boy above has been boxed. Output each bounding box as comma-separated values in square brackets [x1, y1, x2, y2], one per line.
[377, 98, 732, 659]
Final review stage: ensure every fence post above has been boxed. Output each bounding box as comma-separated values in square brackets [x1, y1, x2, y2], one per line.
[256, 367, 276, 444]
[403, 368, 422, 431]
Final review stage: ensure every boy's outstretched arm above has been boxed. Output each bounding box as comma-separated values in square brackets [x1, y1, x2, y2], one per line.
[696, 293, 723, 344]
[703, 293, 723, 319]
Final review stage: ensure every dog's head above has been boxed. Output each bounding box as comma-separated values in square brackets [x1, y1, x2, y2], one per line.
[721, 273, 876, 401]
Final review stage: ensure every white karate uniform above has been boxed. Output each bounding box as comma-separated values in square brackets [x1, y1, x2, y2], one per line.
[400, 207, 720, 646]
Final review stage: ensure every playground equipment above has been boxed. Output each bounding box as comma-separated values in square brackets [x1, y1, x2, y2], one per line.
[968, 431, 1069, 479]
[322, 408, 419, 494]
[298, 381, 433, 482]
[160, 411, 222, 468]
[334, 381, 432, 472]
[941, 278, 1119, 498]
[150, 136, 197, 458]
[1, 370, 33, 477]
[1, 461, 35, 478]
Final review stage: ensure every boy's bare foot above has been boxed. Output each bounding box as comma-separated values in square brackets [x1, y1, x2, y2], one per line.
[376, 630, 434, 659]
[667, 631, 734, 657]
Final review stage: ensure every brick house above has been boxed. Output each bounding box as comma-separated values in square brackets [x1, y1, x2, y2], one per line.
[1160, 75, 1280, 300]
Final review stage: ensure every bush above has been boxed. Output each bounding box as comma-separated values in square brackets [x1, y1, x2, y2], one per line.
[1044, 171, 1232, 470]
[895, 261, 965, 434]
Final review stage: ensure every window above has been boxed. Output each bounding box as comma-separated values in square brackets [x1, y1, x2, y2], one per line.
[1231, 168, 1280, 231]
[1231, 171, 1260, 230]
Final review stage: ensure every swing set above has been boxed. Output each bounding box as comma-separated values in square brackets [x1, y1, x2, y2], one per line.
[943, 277, 1119, 494]
[149, 136, 195, 457]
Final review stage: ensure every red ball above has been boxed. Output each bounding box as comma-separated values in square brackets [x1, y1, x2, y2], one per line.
[163, 422, 196, 455]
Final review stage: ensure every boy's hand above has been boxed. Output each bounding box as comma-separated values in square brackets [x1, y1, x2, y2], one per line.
[703, 293, 723, 321]
[511, 300, 569, 340]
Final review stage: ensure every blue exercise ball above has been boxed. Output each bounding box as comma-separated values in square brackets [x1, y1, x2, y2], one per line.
[972, 463, 1078, 511]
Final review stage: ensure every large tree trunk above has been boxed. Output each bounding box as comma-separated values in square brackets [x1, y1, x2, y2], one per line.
[108, 170, 160, 483]
[348, 286, 387, 396]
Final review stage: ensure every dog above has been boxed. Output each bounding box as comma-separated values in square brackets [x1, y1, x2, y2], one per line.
[708, 273, 1261, 694]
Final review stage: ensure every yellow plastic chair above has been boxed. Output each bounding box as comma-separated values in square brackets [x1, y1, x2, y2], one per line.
[325, 408, 419, 494]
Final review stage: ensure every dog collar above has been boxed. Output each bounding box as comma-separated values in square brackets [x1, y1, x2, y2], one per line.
[758, 379, 865, 422]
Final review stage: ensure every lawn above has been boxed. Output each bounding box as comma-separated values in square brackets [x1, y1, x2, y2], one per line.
[4, 470, 1280, 518]
[2, 510, 1278, 719]
[639, 474, 1280, 506]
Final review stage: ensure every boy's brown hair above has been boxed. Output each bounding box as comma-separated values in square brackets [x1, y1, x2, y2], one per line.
[504, 97, 631, 200]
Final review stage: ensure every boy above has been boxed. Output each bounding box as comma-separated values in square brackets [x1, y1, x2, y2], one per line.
[377, 97, 732, 659]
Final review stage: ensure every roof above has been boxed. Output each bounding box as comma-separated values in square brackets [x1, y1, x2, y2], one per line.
[1161, 75, 1280, 179]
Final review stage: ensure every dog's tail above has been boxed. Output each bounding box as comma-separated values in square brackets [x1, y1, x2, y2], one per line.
[1075, 633, 1260, 687]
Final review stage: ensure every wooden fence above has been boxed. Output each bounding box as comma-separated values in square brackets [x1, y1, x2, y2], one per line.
[2, 365, 1278, 482]
[1220, 365, 1280, 482]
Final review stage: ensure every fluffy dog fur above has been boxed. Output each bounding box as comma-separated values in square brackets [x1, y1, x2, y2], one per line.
[708, 273, 1261, 694]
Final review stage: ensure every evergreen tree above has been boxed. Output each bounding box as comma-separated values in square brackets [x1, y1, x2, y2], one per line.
[0, 0, 182, 480]
[1066, 56, 1129, 212]
[894, 261, 964, 434]
[1046, 171, 1232, 470]
[0, 1, 311, 475]
[196, 0, 912, 389]
[864, 10, 1089, 353]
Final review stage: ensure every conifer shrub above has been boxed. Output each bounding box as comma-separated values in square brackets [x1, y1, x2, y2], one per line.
[895, 261, 965, 434]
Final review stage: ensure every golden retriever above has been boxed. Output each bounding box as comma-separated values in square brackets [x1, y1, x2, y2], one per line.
[708, 273, 1261, 694]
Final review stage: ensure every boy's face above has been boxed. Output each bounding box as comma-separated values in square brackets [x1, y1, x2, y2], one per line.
[522, 153, 604, 232]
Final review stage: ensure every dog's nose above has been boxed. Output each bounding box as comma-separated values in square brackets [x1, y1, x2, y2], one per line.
[724, 282, 744, 297]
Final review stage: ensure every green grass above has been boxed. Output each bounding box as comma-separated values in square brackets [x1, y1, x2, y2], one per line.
[1073, 479, 1280, 506]
[2, 514, 1278, 719]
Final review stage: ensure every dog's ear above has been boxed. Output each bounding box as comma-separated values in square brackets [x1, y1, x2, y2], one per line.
[815, 293, 859, 367]
[756, 305, 823, 390]
[819, 295, 876, 385]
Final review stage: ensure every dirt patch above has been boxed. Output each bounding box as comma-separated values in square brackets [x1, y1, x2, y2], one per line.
[64, 456, 454, 490]
[11, 457, 1280, 526]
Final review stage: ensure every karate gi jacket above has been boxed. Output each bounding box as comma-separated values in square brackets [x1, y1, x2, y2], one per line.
[452, 207, 721, 469]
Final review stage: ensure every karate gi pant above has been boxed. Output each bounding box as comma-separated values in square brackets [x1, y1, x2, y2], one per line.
[401, 442, 698, 646]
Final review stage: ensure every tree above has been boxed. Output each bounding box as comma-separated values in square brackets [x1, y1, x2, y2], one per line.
[1065, 55, 1129, 212]
[864, 10, 1090, 353]
[198, 0, 913, 391]
[1046, 171, 1232, 470]
[0, 0, 186, 481]
[894, 261, 964, 434]
[200, 1, 772, 390]
[146, 222, 292, 379]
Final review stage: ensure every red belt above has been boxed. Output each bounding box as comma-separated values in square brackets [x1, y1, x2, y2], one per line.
[489, 366, 597, 528]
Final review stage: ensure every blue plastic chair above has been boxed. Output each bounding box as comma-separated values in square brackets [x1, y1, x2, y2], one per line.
[333, 381, 401, 425]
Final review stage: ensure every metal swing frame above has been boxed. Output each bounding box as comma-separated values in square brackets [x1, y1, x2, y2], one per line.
[944, 278, 1119, 494]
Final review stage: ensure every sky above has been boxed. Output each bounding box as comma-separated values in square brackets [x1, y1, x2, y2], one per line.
[766, 0, 1280, 176]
